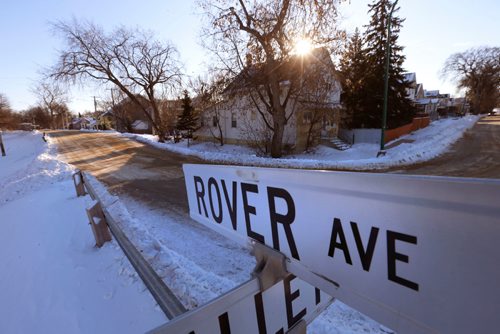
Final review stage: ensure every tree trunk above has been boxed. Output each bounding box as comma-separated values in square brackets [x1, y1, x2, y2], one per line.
[270, 113, 285, 158]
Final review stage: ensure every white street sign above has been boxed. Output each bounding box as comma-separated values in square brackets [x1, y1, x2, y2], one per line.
[183, 164, 500, 334]
[150, 275, 333, 334]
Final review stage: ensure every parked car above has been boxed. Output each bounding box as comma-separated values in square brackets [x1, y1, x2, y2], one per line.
[489, 108, 499, 116]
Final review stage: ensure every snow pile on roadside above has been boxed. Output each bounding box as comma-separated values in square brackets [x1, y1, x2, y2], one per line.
[123, 115, 480, 170]
[0, 132, 165, 333]
[0, 131, 73, 205]
[82, 174, 247, 309]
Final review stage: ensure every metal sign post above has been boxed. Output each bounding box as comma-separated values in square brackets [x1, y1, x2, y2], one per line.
[183, 164, 500, 334]
[149, 242, 333, 334]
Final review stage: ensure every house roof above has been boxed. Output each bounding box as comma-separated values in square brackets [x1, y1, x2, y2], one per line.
[403, 72, 416, 83]
[224, 47, 336, 93]
[416, 98, 440, 105]
[424, 90, 440, 97]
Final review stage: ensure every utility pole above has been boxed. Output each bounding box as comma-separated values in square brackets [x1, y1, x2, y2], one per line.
[0, 131, 6, 156]
[378, 0, 399, 157]
[93, 96, 98, 115]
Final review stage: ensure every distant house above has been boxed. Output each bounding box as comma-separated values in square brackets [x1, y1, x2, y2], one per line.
[415, 98, 440, 120]
[196, 48, 342, 153]
[111, 96, 184, 134]
[97, 110, 115, 130]
[70, 117, 97, 130]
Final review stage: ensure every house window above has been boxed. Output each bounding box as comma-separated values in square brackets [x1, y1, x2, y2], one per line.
[251, 109, 256, 120]
[303, 111, 312, 124]
[212, 115, 218, 127]
[231, 113, 237, 128]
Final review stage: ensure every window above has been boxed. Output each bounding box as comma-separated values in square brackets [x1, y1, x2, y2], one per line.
[212, 115, 218, 127]
[303, 111, 312, 124]
[231, 112, 237, 128]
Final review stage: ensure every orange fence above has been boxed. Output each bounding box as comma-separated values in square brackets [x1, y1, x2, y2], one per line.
[385, 117, 430, 144]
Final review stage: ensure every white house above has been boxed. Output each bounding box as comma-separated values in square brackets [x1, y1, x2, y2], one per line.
[196, 48, 342, 153]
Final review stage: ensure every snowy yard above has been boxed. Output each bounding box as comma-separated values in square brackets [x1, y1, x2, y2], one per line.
[123, 115, 480, 170]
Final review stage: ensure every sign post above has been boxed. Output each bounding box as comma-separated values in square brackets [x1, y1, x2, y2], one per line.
[183, 164, 500, 334]
[149, 242, 333, 334]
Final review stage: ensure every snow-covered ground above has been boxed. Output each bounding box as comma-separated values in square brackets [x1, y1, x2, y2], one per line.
[0, 116, 479, 333]
[0, 132, 392, 333]
[0, 132, 165, 333]
[123, 115, 480, 170]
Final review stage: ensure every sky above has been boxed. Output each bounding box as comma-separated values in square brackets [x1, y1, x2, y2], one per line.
[0, 0, 499, 114]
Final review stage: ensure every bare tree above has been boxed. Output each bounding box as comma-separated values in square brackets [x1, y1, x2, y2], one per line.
[49, 20, 182, 141]
[191, 74, 232, 146]
[442, 47, 500, 115]
[0, 93, 17, 129]
[22, 106, 52, 129]
[200, 0, 344, 157]
[32, 79, 69, 129]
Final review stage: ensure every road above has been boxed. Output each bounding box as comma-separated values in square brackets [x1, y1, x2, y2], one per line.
[389, 115, 500, 178]
[50, 131, 202, 214]
[51, 116, 500, 212]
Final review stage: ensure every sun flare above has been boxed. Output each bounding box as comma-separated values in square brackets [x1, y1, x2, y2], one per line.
[294, 38, 313, 56]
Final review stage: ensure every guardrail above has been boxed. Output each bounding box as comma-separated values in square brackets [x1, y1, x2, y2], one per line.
[72, 169, 334, 333]
[72, 170, 187, 319]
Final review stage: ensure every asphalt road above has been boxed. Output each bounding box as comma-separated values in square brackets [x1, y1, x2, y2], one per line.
[51, 116, 500, 212]
[50, 131, 202, 213]
[388, 115, 500, 178]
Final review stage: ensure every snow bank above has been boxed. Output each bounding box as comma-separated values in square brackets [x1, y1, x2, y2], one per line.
[123, 116, 480, 170]
[0, 132, 165, 333]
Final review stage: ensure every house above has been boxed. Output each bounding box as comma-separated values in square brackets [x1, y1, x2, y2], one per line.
[111, 96, 185, 134]
[111, 95, 154, 134]
[196, 48, 342, 153]
[70, 117, 97, 130]
[97, 110, 115, 130]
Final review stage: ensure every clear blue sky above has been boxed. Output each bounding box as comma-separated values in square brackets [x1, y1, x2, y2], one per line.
[1, 0, 499, 113]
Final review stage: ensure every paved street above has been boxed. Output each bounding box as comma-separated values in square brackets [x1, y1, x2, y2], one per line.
[50, 116, 500, 213]
[50, 131, 202, 214]
[390, 115, 500, 178]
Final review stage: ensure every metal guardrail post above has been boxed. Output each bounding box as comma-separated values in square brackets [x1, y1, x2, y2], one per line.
[86, 200, 113, 248]
[72, 171, 87, 197]
[75, 171, 187, 319]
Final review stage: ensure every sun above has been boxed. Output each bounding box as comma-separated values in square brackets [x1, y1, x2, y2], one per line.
[294, 38, 313, 56]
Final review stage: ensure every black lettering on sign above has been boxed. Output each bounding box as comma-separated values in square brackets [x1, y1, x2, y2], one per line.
[241, 183, 265, 243]
[350, 221, 379, 272]
[254, 293, 267, 334]
[315, 288, 321, 305]
[218, 312, 231, 334]
[221, 180, 238, 230]
[194, 176, 208, 217]
[284, 274, 307, 329]
[387, 231, 419, 291]
[208, 177, 223, 223]
[267, 187, 300, 261]
[327, 218, 353, 265]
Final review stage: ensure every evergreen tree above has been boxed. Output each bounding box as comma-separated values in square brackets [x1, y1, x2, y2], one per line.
[339, 28, 369, 128]
[176, 90, 198, 145]
[361, 0, 415, 129]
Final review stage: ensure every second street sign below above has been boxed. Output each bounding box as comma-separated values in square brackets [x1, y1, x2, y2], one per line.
[183, 164, 500, 334]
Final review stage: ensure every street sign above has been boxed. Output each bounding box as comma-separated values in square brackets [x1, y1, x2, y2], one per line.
[183, 164, 500, 334]
[150, 275, 333, 334]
